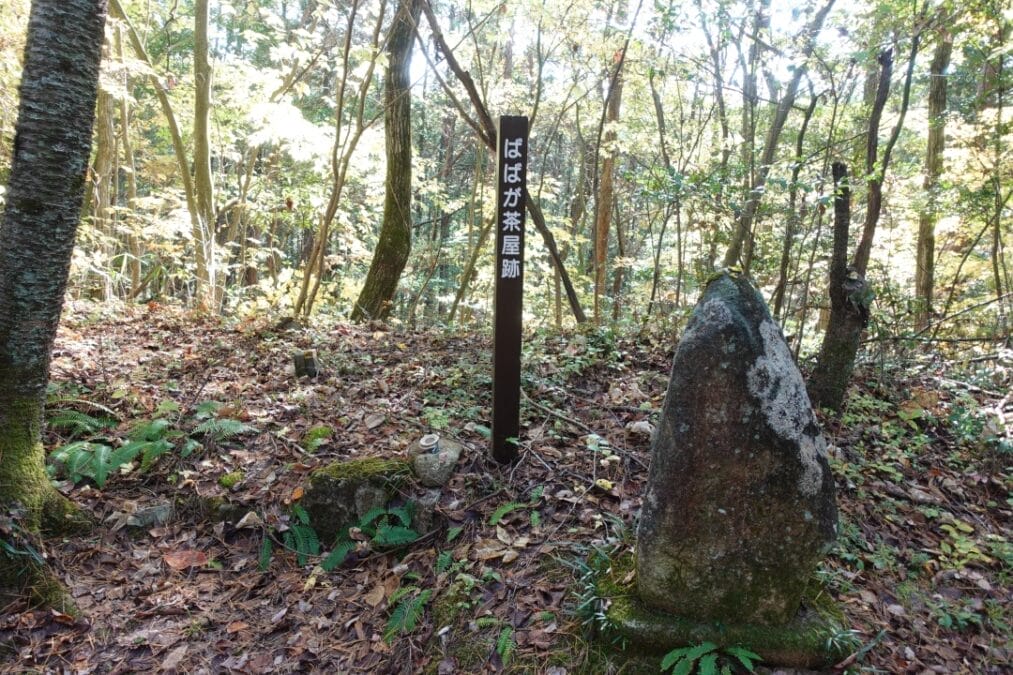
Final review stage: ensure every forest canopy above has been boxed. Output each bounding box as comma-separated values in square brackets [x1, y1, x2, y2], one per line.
[0, 0, 1009, 348]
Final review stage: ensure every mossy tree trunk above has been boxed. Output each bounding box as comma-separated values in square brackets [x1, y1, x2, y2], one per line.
[0, 0, 106, 608]
[351, 0, 421, 322]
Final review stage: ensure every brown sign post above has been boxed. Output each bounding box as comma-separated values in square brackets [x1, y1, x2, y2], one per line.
[492, 116, 528, 464]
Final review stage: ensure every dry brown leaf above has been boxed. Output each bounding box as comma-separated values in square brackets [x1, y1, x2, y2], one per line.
[495, 525, 513, 546]
[226, 621, 249, 634]
[473, 542, 505, 560]
[161, 643, 188, 672]
[364, 584, 386, 608]
[163, 549, 207, 571]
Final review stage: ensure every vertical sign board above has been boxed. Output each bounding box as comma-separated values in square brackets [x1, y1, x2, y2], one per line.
[492, 116, 528, 464]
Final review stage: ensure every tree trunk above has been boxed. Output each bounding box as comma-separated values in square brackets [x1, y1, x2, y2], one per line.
[116, 26, 142, 298]
[808, 164, 869, 411]
[0, 0, 106, 609]
[773, 93, 820, 319]
[193, 0, 217, 311]
[86, 56, 116, 300]
[594, 65, 622, 323]
[914, 32, 953, 329]
[294, 0, 384, 317]
[351, 0, 420, 322]
[419, 1, 587, 323]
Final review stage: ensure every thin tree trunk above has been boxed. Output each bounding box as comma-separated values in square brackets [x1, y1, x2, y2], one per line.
[0, 0, 106, 609]
[295, 0, 385, 317]
[110, 0, 201, 299]
[116, 26, 141, 297]
[448, 217, 494, 325]
[193, 0, 217, 311]
[594, 65, 622, 323]
[914, 32, 953, 329]
[610, 199, 626, 322]
[87, 54, 116, 300]
[853, 17, 925, 274]
[773, 93, 819, 319]
[808, 164, 869, 411]
[351, 0, 421, 322]
[419, 0, 587, 323]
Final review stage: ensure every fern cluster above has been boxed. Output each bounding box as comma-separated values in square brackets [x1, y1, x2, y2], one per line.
[660, 643, 761, 675]
[284, 505, 321, 566]
[384, 586, 432, 642]
[259, 502, 420, 573]
[46, 402, 254, 488]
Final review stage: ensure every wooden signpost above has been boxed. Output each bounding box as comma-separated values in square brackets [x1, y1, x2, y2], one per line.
[492, 116, 528, 464]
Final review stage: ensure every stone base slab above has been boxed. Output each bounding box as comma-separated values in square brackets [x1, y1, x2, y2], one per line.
[605, 592, 849, 669]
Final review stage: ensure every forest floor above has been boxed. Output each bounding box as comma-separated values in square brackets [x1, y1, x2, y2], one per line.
[1, 302, 1010, 674]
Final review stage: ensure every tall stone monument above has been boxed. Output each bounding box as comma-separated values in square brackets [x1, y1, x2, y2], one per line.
[608, 272, 846, 668]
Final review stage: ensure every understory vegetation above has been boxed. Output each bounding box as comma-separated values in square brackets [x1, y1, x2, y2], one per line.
[0, 306, 1008, 672]
[0, 0, 1009, 671]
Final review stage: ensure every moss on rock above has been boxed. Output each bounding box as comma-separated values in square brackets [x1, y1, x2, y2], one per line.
[599, 551, 849, 669]
[302, 457, 410, 543]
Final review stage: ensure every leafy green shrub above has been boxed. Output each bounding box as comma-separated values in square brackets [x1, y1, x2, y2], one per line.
[260, 503, 420, 573]
[46, 401, 251, 488]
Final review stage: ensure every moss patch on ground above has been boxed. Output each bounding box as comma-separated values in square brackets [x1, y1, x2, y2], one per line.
[218, 470, 244, 489]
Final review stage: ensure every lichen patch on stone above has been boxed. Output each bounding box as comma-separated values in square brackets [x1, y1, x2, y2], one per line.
[680, 299, 733, 347]
[747, 319, 825, 495]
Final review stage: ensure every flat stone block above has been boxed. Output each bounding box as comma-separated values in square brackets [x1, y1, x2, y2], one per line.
[599, 556, 850, 670]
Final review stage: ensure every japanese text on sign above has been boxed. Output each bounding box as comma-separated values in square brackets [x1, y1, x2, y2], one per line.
[499, 136, 525, 279]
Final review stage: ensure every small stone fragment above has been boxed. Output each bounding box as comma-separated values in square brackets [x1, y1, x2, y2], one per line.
[625, 419, 655, 438]
[408, 435, 463, 488]
[126, 501, 174, 529]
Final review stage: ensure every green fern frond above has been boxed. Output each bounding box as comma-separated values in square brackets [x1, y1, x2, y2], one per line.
[373, 525, 418, 548]
[48, 409, 113, 437]
[388, 504, 413, 528]
[384, 589, 432, 643]
[496, 626, 516, 665]
[698, 653, 718, 675]
[357, 507, 387, 529]
[321, 541, 355, 571]
[258, 535, 273, 571]
[292, 504, 310, 526]
[193, 418, 256, 441]
[129, 418, 172, 442]
[290, 523, 320, 565]
[489, 501, 524, 525]
[388, 585, 418, 605]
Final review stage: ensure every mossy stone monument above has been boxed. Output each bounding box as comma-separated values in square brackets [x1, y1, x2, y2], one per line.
[608, 272, 846, 668]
